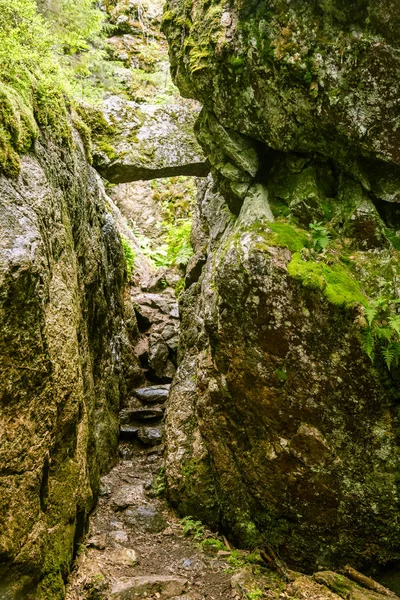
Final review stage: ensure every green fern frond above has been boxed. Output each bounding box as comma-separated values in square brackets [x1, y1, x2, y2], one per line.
[361, 328, 375, 362]
[375, 326, 394, 342]
[382, 345, 395, 371]
[365, 306, 377, 326]
[389, 315, 400, 335]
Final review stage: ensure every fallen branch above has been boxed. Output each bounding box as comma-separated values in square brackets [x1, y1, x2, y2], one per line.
[343, 565, 395, 597]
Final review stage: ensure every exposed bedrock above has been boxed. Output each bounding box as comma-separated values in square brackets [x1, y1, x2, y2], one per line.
[161, 0, 400, 574]
[0, 131, 142, 599]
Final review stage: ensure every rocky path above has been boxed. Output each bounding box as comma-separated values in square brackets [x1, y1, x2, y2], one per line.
[65, 283, 234, 600]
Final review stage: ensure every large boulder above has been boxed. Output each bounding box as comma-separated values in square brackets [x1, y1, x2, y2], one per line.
[164, 174, 400, 572]
[162, 0, 400, 184]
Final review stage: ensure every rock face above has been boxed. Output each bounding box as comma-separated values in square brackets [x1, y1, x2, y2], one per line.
[0, 131, 141, 599]
[165, 176, 400, 573]
[162, 0, 400, 179]
[161, 0, 400, 574]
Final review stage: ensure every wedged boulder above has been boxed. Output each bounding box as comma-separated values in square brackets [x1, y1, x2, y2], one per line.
[80, 96, 209, 183]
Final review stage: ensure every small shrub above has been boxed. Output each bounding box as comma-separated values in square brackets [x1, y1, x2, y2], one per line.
[309, 221, 331, 253]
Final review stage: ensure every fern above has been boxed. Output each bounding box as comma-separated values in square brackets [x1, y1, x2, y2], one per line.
[365, 306, 377, 326]
[389, 315, 400, 335]
[382, 345, 395, 371]
[360, 296, 400, 371]
[361, 328, 375, 362]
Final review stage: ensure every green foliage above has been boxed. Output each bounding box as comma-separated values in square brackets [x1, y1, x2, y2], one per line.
[247, 588, 264, 600]
[0, 0, 70, 175]
[150, 467, 166, 497]
[164, 219, 193, 267]
[180, 516, 205, 539]
[43, 0, 104, 54]
[201, 538, 228, 553]
[121, 235, 135, 280]
[309, 221, 331, 252]
[361, 296, 400, 370]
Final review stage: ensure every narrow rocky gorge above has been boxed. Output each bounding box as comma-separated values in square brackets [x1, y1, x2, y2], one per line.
[2, 0, 400, 598]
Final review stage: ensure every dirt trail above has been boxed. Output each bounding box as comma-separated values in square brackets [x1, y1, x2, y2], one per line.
[66, 280, 234, 600]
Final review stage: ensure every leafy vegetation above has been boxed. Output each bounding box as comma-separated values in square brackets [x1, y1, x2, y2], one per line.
[361, 296, 400, 370]
[309, 221, 331, 252]
[0, 0, 70, 175]
[180, 516, 205, 539]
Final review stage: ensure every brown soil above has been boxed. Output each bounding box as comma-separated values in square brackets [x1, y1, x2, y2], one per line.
[65, 440, 233, 600]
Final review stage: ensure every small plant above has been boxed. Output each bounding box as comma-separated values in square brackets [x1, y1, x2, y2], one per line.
[180, 516, 205, 539]
[121, 235, 135, 280]
[309, 221, 330, 253]
[360, 296, 400, 370]
[151, 467, 166, 497]
[247, 588, 264, 600]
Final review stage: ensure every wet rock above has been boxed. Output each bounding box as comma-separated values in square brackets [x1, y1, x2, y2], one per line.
[87, 535, 107, 550]
[119, 444, 136, 460]
[120, 425, 140, 440]
[110, 575, 188, 599]
[135, 385, 170, 404]
[0, 132, 139, 596]
[112, 484, 144, 511]
[162, 323, 180, 351]
[185, 252, 207, 288]
[107, 547, 138, 567]
[138, 426, 163, 446]
[123, 505, 166, 533]
[149, 334, 170, 375]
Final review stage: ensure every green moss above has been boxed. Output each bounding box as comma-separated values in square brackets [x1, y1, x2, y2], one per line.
[72, 114, 92, 163]
[268, 222, 309, 252]
[288, 252, 368, 308]
[121, 236, 135, 280]
[0, 82, 37, 176]
[96, 140, 117, 161]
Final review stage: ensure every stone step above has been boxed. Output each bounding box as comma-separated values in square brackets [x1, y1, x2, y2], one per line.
[119, 425, 139, 441]
[137, 425, 163, 446]
[120, 407, 164, 424]
[134, 384, 170, 404]
[110, 574, 188, 599]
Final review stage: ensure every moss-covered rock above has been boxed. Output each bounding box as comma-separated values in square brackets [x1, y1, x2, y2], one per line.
[165, 174, 400, 572]
[0, 129, 141, 599]
[162, 0, 400, 187]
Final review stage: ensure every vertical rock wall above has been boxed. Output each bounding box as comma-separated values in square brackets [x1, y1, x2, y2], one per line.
[0, 132, 140, 599]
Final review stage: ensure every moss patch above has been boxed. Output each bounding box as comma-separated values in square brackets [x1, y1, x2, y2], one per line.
[288, 252, 368, 308]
